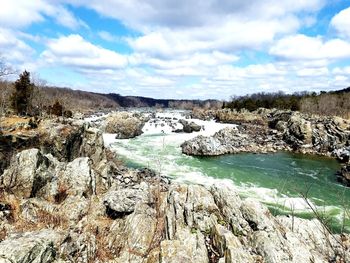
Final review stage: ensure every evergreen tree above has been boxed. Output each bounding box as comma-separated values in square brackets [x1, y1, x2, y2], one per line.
[11, 71, 34, 115]
[51, 100, 63, 116]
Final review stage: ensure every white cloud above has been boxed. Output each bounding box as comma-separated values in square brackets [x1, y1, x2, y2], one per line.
[0, 28, 34, 63]
[331, 7, 350, 39]
[0, 0, 86, 30]
[128, 16, 299, 58]
[41, 34, 128, 70]
[270, 34, 350, 60]
[2, 0, 349, 100]
[53, 6, 88, 30]
[67, 0, 324, 30]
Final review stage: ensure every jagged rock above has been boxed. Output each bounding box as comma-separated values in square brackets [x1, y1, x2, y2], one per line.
[103, 112, 145, 139]
[160, 231, 209, 263]
[336, 164, 350, 187]
[275, 121, 288, 132]
[333, 147, 350, 163]
[183, 110, 350, 164]
[103, 182, 150, 216]
[268, 111, 350, 155]
[110, 203, 159, 262]
[0, 149, 96, 199]
[0, 230, 63, 263]
[59, 157, 96, 197]
[211, 224, 254, 263]
[241, 199, 274, 232]
[284, 113, 313, 148]
[181, 128, 236, 156]
[40, 120, 85, 162]
[0, 149, 55, 198]
[79, 127, 106, 166]
[210, 184, 250, 235]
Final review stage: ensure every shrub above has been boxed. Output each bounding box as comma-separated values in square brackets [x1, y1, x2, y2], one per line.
[51, 100, 63, 116]
[63, 110, 73, 118]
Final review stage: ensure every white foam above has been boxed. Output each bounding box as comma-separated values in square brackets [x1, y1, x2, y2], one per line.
[105, 110, 347, 222]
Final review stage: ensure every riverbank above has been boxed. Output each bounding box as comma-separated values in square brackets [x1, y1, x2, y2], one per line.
[0, 111, 349, 262]
[185, 109, 350, 186]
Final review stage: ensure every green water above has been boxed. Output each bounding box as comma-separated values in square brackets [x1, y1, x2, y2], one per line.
[111, 132, 350, 232]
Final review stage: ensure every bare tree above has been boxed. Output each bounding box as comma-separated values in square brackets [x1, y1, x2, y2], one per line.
[31, 73, 49, 116]
[0, 56, 14, 78]
[0, 57, 15, 131]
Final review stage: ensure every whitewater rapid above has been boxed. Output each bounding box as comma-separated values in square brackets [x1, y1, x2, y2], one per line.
[102, 110, 349, 231]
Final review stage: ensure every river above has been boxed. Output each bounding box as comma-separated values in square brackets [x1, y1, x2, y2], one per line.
[104, 110, 350, 232]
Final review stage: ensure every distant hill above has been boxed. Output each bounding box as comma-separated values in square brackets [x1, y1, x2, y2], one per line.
[0, 81, 222, 113]
[330, 87, 350, 94]
[104, 93, 220, 108]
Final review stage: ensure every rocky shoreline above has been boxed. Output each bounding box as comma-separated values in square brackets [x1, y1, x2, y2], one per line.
[0, 111, 349, 262]
[183, 109, 350, 186]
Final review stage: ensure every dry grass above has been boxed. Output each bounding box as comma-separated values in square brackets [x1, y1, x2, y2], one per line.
[0, 228, 7, 241]
[0, 192, 20, 223]
[85, 217, 117, 262]
[0, 190, 69, 233]
[0, 116, 29, 127]
[13, 208, 69, 233]
[54, 182, 69, 204]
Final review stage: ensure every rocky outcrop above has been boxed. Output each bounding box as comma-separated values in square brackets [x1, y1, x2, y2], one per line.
[183, 110, 350, 161]
[269, 111, 350, 156]
[0, 151, 349, 262]
[1, 114, 350, 262]
[0, 149, 96, 199]
[0, 230, 63, 263]
[103, 112, 146, 139]
[0, 118, 106, 177]
[181, 126, 288, 156]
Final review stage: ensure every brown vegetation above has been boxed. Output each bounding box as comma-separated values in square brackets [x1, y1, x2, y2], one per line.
[300, 92, 350, 119]
[225, 88, 350, 119]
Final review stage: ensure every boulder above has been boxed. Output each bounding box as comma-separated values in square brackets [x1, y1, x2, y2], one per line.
[284, 113, 313, 146]
[179, 119, 202, 133]
[103, 182, 150, 216]
[103, 112, 145, 139]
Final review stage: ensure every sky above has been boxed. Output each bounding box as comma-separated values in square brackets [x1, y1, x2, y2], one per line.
[0, 0, 350, 100]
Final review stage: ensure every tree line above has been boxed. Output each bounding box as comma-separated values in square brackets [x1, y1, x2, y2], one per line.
[224, 89, 350, 118]
[0, 70, 72, 117]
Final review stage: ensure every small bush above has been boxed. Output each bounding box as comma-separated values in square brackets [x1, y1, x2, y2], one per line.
[63, 110, 73, 118]
[51, 100, 63, 116]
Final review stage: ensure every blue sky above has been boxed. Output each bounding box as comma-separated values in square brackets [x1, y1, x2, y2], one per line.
[0, 0, 350, 99]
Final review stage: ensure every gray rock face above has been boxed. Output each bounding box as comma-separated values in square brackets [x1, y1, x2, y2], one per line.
[0, 149, 96, 199]
[0, 149, 55, 198]
[270, 111, 350, 156]
[333, 147, 350, 163]
[103, 182, 150, 215]
[0, 230, 62, 263]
